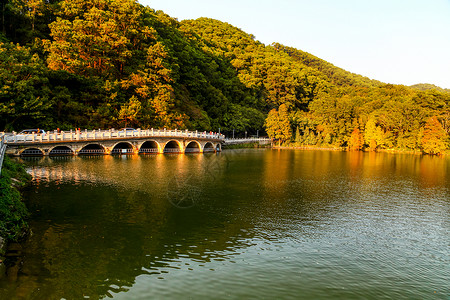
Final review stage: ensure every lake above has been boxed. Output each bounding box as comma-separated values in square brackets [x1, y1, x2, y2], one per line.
[1, 149, 449, 299]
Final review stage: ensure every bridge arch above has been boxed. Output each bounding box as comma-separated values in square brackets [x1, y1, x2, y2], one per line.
[49, 145, 74, 156]
[163, 140, 182, 153]
[185, 141, 201, 153]
[111, 142, 134, 155]
[203, 142, 215, 153]
[139, 140, 161, 154]
[216, 143, 222, 152]
[20, 148, 44, 156]
[79, 143, 106, 155]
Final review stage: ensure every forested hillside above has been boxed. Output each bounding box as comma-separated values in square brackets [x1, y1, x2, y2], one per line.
[0, 0, 448, 153]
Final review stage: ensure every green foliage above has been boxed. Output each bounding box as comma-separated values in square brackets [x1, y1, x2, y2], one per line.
[0, 41, 52, 130]
[0, 156, 31, 241]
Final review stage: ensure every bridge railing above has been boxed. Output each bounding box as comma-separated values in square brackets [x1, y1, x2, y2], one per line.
[224, 137, 271, 145]
[3, 129, 225, 144]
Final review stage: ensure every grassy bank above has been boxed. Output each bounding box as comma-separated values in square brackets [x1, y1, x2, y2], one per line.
[0, 156, 31, 242]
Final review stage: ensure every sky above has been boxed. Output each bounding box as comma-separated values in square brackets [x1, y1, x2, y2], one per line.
[139, 0, 450, 89]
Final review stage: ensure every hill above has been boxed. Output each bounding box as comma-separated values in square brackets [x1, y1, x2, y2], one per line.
[272, 43, 384, 88]
[180, 18, 449, 153]
[0, 0, 448, 153]
[410, 83, 450, 93]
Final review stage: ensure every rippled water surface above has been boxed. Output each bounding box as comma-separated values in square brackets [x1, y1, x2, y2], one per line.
[1, 150, 449, 299]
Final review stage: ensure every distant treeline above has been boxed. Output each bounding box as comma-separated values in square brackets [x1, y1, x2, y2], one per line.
[0, 0, 448, 153]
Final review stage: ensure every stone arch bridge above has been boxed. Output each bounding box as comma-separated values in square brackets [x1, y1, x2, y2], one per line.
[2, 129, 224, 156]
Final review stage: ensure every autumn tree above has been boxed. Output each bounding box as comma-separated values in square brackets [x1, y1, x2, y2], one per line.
[348, 128, 364, 151]
[118, 96, 141, 127]
[265, 104, 292, 145]
[294, 126, 301, 144]
[421, 116, 448, 155]
[364, 118, 378, 151]
[47, 0, 156, 78]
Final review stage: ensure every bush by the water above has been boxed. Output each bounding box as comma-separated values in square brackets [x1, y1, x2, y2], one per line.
[0, 157, 31, 241]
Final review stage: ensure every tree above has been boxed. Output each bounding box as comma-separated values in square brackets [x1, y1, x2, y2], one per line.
[324, 132, 332, 144]
[265, 103, 292, 145]
[47, 0, 156, 78]
[348, 127, 364, 151]
[364, 118, 378, 151]
[0, 42, 52, 130]
[421, 116, 448, 155]
[294, 126, 301, 144]
[118, 96, 141, 127]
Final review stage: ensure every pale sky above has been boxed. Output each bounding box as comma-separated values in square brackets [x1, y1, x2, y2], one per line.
[140, 0, 450, 89]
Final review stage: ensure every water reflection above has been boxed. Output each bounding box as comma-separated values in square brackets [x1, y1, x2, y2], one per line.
[1, 150, 448, 299]
[2, 153, 258, 299]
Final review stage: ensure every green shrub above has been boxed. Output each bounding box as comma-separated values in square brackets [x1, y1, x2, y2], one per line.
[0, 157, 31, 241]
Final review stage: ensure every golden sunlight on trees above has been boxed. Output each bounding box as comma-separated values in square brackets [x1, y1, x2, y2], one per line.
[364, 118, 378, 151]
[421, 116, 448, 155]
[118, 96, 141, 127]
[348, 128, 364, 151]
[47, 0, 155, 78]
[265, 104, 292, 145]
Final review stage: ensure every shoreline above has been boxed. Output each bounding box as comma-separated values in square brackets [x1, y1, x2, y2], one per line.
[272, 145, 448, 156]
[273, 145, 343, 151]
